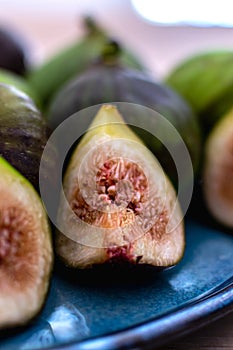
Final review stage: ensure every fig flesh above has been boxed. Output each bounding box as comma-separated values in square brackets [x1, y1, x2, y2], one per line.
[0, 157, 53, 328]
[204, 108, 233, 227]
[56, 105, 185, 269]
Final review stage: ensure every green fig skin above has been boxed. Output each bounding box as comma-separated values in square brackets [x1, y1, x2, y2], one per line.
[47, 63, 201, 183]
[0, 68, 39, 107]
[166, 50, 233, 134]
[0, 83, 50, 189]
[56, 105, 185, 270]
[0, 157, 53, 329]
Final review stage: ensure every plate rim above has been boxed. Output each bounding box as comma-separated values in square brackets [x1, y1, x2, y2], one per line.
[51, 276, 233, 350]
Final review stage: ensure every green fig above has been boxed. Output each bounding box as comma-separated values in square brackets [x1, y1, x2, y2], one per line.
[0, 68, 39, 106]
[166, 50, 233, 133]
[0, 157, 53, 328]
[56, 105, 185, 269]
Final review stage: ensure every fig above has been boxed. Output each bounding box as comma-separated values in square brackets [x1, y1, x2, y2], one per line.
[56, 105, 185, 269]
[0, 83, 50, 189]
[0, 68, 39, 106]
[0, 157, 53, 328]
[203, 107, 233, 227]
[47, 43, 201, 182]
[0, 26, 29, 76]
[28, 17, 144, 108]
[166, 50, 233, 133]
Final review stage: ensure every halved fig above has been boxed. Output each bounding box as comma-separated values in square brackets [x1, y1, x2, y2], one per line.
[0, 157, 53, 329]
[56, 105, 185, 269]
[203, 108, 233, 227]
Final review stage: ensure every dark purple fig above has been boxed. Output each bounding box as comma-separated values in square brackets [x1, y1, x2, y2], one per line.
[47, 43, 201, 183]
[0, 83, 50, 189]
[0, 26, 29, 75]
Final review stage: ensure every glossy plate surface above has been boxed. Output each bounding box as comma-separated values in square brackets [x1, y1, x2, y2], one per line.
[1, 220, 233, 350]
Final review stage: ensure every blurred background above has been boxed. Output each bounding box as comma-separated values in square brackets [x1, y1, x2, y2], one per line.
[1, 0, 233, 78]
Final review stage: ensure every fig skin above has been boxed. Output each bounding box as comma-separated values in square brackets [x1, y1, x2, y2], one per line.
[0, 27, 28, 76]
[0, 68, 39, 107]
[0, 157, 53, 329]
[166, 50, 233, 134]
[0, 83, 50, 189]
[56, 105, 185, 269]
[203, 107, 233, 227]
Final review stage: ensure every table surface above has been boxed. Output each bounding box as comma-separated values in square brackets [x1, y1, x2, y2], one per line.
[158, 311, 233, 349]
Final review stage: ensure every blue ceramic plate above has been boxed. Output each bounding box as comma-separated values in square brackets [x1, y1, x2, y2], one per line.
[1, 219, 233, 350]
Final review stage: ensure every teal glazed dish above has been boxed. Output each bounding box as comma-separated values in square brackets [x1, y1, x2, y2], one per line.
[1, 219, 233, 350]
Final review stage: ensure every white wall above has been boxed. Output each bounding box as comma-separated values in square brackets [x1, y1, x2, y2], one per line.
[1, 0, 233, 78]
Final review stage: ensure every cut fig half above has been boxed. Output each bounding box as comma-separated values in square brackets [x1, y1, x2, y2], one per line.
[56, 104, 185, 269]
[0, 157, 53, 329]
[204, 108, 233, 227]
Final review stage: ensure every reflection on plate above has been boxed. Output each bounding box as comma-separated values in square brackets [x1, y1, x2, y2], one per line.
[1, 220, 233, 350]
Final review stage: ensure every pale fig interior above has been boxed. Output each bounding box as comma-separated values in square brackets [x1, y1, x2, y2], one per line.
[0, 194, 40, 293]
[204, 111, 233, 227]
[71, 157, 149, 229]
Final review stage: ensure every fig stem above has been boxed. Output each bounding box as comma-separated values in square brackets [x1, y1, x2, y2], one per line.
[83, 16, 105, 35]
[101, 40, 122, 65]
